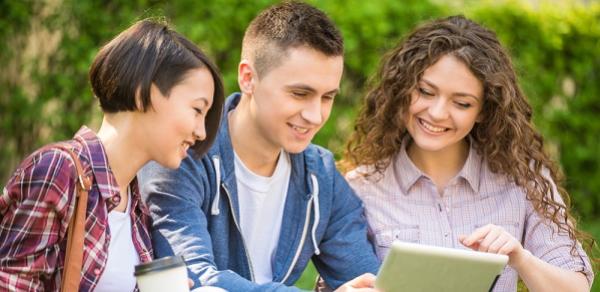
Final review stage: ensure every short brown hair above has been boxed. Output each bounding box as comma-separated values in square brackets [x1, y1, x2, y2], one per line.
[89, 18, 224, 156]
[242, 1, 343, 77]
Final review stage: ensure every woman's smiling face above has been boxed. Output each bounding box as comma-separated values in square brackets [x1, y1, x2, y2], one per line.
[404, 54, 484, 154]
[140, 67, 215, 169]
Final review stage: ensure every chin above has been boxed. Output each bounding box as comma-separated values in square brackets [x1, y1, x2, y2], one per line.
[158, 158, 183, 170]
[284, 142, 311, 154]
[413, 140, 452, 152]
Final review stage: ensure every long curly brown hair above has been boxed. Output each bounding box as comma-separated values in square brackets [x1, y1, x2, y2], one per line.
[341, 15, 595, 254]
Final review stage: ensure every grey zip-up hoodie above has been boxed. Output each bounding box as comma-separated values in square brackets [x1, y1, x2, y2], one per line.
[139, 93, 379, 291]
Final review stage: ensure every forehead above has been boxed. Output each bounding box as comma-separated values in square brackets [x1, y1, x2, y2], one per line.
[172, 67, 215, 104]
[421, 55, 483, 97]
[258, 46, 344, 91]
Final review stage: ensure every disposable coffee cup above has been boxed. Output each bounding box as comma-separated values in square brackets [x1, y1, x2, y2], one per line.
[135, 255, 189, 292]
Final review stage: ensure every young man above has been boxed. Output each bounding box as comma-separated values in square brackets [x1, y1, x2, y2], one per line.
[139, 2, 379, 291]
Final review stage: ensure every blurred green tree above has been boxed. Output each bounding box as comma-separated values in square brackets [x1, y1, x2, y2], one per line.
[0, 0, 598, 233]
[1, 0, 599, 290]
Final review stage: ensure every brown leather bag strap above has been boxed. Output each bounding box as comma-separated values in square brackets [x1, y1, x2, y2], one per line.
[43, 143, 92, 292]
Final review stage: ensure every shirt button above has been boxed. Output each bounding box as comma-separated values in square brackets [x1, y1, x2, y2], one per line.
[444, 233, 449, 237]
[94, 268, 101, 275]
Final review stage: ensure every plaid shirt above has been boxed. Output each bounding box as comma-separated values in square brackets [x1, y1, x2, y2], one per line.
[0, 126, 153, 291]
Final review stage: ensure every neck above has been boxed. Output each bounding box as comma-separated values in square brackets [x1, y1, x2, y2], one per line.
[97, 114, 150, 192]
[229, 95, 281, 176]
[407, 139, 469, 194]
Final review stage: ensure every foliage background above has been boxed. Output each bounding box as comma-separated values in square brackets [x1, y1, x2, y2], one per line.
[1, 0, 598, 290]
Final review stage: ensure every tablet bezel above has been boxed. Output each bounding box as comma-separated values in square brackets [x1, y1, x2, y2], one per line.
[376, 241, 509, 292]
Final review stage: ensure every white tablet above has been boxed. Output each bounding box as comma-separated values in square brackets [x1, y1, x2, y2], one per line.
[376, 241, 508, 292]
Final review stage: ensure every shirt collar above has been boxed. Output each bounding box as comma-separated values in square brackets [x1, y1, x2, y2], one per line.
[456, 139, 483, 194]
[73, 126, 121, 208]
[394, 137, 425, 194]
[394, 136, 483, 195]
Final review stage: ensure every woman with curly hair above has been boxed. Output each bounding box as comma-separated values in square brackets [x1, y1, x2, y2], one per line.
[341, 15, 594, 291]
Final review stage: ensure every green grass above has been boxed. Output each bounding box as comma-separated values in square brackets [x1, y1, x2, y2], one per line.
[294, 220, 600, 291]
[295, 261, 318, 290]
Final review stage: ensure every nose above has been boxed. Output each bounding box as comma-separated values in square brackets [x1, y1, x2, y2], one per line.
[193, 119, 207, 141]
[427, 97, 449, 121]
[300, 98, 323, 125]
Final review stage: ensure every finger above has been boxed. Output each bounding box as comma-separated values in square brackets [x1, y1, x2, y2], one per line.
[460, 236, 479, 250]
[498, 240, 515, 255]
[188, 278, 194, 288]
[487, 233, 509, 254]
[347, 273, 377, 288]
[478, 227, 502, 252]
[462, 224, 493, 246]
[462, 241, 480, 251]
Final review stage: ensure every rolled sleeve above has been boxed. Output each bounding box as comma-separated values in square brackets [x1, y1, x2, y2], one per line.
[523, 202, 594, 285]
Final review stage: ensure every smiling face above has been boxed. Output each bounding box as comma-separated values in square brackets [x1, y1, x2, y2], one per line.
[404, 54, 484, 155]
[140, 67, 215, 168]
[242, 46, 344, 154]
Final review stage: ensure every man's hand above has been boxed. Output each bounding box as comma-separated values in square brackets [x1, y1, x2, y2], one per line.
[334, 273, 379, 292]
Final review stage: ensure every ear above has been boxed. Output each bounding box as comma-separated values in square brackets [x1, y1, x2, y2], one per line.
[238, 59, 255, 95]
[144, 83, 163, 112]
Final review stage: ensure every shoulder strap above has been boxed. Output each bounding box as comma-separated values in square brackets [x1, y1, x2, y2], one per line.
[43, 143, 92, 292]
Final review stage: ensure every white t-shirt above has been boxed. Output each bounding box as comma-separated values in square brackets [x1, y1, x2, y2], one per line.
[234, 150, 291, 284]
[95, 189, 141, 292]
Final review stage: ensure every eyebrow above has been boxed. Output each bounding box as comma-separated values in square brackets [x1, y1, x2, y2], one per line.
[421, 78, 481, 101]
[285, 84, 340, 96]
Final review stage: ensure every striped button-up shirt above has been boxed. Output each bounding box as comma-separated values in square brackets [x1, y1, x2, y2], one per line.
[346, 139, 593, 291]
[0, 126, 153, 291]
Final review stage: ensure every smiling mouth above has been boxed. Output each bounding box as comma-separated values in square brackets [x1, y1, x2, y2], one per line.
[290, 124, 310, 134]
[418, 118, 448, 133]
[181, 141, 193, 152]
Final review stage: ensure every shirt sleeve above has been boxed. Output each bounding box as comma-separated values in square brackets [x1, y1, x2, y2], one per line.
[0, 149, 77, 291]
[522, 177, 594, 286]
[312, 156, 380, 289]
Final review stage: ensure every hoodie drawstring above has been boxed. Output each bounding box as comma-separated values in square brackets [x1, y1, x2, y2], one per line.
[310, 174, 321, 255]
[211, 156, 320, 255]
[211, 156, 221, 215]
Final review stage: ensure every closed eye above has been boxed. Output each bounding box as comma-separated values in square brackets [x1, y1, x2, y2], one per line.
[194, 108, 204, 115]
[292, 91, 309, 98]
[455, 102, 472, 109]
[322, 94, 335, 101]
[418, 87, 434, 97]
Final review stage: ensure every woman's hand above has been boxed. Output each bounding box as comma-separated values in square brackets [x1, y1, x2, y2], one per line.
[460, 224, 589, 291]
[459, 223, 531, 269]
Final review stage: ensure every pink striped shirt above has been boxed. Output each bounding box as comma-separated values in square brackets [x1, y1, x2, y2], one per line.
[346, 139, 593, 291]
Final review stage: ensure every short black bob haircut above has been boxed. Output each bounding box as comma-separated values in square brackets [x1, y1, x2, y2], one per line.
[89, 18, 224, 157]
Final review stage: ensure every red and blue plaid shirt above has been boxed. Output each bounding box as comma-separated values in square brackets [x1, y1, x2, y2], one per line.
[0, 126, 153, 291]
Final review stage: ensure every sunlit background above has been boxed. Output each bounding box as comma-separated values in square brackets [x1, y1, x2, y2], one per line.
[1, 0, 598, 290]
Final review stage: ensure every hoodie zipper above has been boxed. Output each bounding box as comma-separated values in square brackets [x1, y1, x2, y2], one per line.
[280, 196, 313, 283]
[222, 183, 255, 281]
